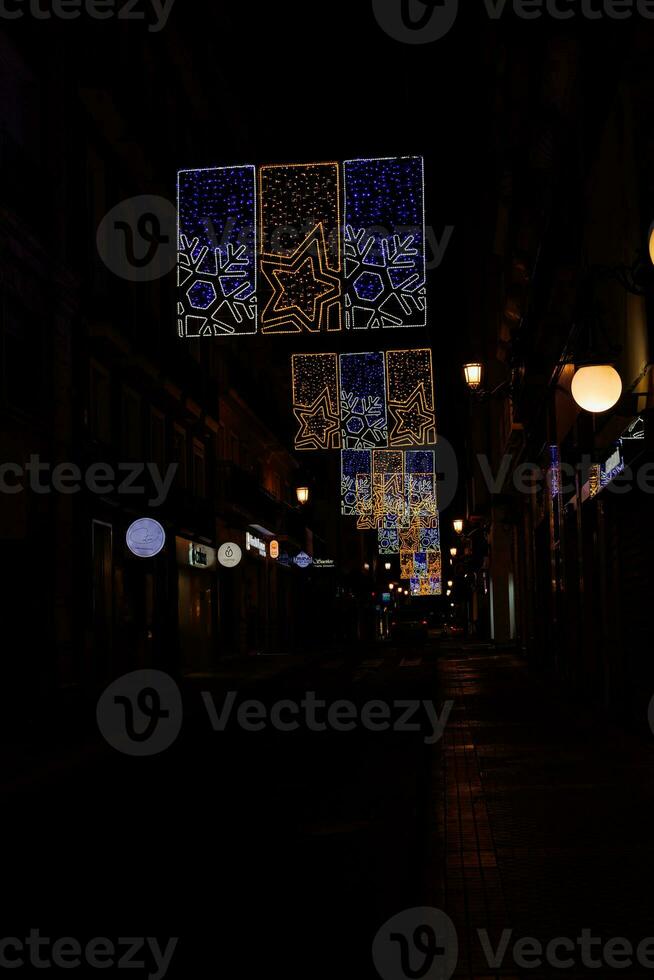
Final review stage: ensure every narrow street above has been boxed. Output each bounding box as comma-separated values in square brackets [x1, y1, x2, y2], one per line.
[4, 640, 654, 977]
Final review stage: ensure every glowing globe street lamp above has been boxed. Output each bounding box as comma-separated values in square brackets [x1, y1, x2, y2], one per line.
[571, 364, 622, 414]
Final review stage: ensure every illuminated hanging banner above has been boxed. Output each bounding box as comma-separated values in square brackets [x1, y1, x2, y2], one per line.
[386, 348, 436, 447]
[370, 450, 405, 528]
[414, 552, 428, 577]
[343, 156, 426, 330]
[377, 520, 440, 556]
[399, 525, 420, 553]
[427, 550, 442, 578]
[259, 162, 342, 334]
[404, 449, 437, 525]
[378, 528, 400, 555]
[293, 350, 434, 452]
[411, 576, 442, 597]
[400, 551, 414, 579]
[403, 548, 443, 595]
[178, 166, 257, 337]
[355, 472, 375, 530]
[341, 450, 372, 517]
[340, 352, 388, 449]
[291, 353, 341, 450]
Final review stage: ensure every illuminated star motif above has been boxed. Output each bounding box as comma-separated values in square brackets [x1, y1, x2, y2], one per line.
[261, 225, 341, 333]
[389, 384, 436, 447]
[273, 258, 334, 321]
[294, 388, 341, 451]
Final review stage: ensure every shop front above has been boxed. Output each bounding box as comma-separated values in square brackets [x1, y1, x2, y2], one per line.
[176, 537, 217, 674]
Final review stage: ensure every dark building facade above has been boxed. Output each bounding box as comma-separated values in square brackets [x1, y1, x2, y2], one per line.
[0, 19, 351, 719]
[455, 28, 654, 726]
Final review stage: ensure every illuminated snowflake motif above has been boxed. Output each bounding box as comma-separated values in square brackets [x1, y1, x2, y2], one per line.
[341, 477, 357, 516]
[178, 235, 256, 336]
[341, 391, 388, 449]
[344, 226, 426, 330]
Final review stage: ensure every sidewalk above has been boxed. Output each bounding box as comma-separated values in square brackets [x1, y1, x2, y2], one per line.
[430, 644, 654, 979]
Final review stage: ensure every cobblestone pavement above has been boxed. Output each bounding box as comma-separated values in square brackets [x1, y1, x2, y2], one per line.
[430, 644, 654, 979]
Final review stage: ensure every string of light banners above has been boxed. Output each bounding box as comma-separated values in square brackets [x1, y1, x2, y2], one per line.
[177, 155, 440, 594]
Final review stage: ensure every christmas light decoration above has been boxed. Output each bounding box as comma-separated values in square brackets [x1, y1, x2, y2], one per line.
[259, 163, 342, 334]
[399, 525, 420, 553]
[400, 550, 414, 579]
[386, 348, 436, 447]
[420, 526, 440, 552]
[341, 450, 371, 517]
[292, 352, 435, 452]
[370, 450, 404, 528]
[414, 552, 428, 577]
[411, 575, 442, 597]
[291, 353, 341, 450]
[378, 528, 400, 555]
[343, 156, 426, 330]
[340, 352, 388, 449]
[178, 166, 257, 337]
[355, 472, 376, 530]
[427, 550, 442, 577]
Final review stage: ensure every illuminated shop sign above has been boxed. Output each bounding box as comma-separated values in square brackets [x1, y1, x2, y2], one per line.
[549, 445, 561, 499]
[218, 542, 242, 568]
[313, 559, 335, 569]
[621, 416, 645, 441]
[294, 552, 313, 569]
[187, 543, 217, 569]
[601, 447, 625, 488]
[246, 532, 267, 558]
[589, 464, 601, 499]
[270, 540, 280, 559]
[126, 518, 166, 558]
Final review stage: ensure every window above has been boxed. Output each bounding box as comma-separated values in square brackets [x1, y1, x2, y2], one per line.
[173, 425, 188, 489]
[89, 361, 111, 444]
[91, 520, 113, 634]
[150, 409, 166, 470]
[192, 439, 206, 498]
[121, 387, 142, 460]
[272, 473, 282, 500]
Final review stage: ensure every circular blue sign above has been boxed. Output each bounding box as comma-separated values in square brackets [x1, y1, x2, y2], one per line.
[126, 518, 166, 558]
